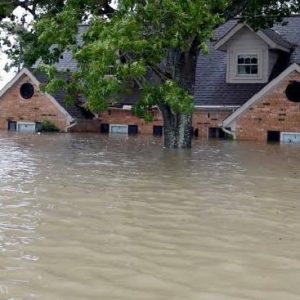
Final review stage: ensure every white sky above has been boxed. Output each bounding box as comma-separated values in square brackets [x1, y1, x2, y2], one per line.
[0, 57, 16, 89]
[0, 7, 30, 88]
[0, 2, 118, 89]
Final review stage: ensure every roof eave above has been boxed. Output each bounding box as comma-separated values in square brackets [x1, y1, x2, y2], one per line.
[215, 23, 292, 53]
[256, 31, 291, 53]
[222, 63, 300, 127]
[214, 23, 247, 51]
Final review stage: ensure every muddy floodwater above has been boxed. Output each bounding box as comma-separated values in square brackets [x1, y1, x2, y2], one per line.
[0, 132, 300, 300]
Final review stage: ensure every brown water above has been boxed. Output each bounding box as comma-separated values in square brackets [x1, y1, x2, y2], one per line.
[0, 132, 300, 300]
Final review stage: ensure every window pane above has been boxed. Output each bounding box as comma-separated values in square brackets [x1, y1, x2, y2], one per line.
[251, 65, 258, 74]
[237, 54, 258, 75]
[245, 66, 251, 74]
[238, 66, 247, 74]
[251, 57, 258, 64]
[238, 56, 244, 64]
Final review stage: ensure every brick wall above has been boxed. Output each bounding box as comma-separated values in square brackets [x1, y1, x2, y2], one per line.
[236, 70, 300, 142]
[99, 108, 234, 137]
[0, 74, 68, 131]
[99, 108, 163, 134]
[70, 119, 102, 132]
[192, 110, 233, 138]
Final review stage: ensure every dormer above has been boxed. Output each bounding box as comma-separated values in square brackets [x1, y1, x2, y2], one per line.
[215, 23, 292, 84]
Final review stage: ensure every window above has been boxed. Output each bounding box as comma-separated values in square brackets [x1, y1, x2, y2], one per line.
[237, 55, 258, 75]
[281, 132, 300, 144]
[110, 124, 128, 134]
[153, 126, 163, 137]
[17, 122, 36, 133]
[8, 121, 17, 132]
[100, 123, 110, 134]
[20, 83, 34, 99]
[208, 127, 225, 139]
[128, 125, 138, 135]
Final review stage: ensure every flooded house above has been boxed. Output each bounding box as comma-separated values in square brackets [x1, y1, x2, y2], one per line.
[1, 17, 300, 142]
[0, 25, 100, 134]
[195, 16, 300, 143]
[0, 68, 101, 133]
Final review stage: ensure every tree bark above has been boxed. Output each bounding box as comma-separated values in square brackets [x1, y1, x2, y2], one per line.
[159, 39, 199, 149]
[159, 102, 192, 149]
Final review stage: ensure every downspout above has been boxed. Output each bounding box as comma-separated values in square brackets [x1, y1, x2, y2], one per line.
[65, 118, 77, 132]
[221, 125, 236, 140]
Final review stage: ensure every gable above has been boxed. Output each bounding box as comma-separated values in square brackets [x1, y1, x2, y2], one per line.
[223, 63, 300, 129]
[215, 23, 291, 52]
[221, 26, 268, 50]
[0, 68, 73, 124]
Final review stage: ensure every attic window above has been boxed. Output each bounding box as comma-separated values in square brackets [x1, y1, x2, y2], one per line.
[237, 55, 258, 75]
[285, 81, 300, 103]
[20, 83, 34, 99]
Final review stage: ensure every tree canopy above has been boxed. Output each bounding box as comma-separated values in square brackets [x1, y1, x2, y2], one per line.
[1, 0, 300, 147]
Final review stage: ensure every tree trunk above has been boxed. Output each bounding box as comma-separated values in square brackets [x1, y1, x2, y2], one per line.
[159, 102, 192, 149]
[159, 41, 199, 149]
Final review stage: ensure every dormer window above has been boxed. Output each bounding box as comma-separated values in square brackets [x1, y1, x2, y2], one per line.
[215, 23, 291, 84]
[237, 55, 258, 75]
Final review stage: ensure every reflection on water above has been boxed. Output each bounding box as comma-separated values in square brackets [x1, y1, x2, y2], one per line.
[0, 132, 300, 300]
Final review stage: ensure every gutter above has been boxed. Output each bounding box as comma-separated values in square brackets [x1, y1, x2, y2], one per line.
[65, 119, 77, 132]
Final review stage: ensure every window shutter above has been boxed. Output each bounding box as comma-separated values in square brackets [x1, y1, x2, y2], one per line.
[128, 125, 138, 135]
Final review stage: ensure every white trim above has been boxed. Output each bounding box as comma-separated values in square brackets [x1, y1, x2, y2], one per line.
[122, 105, 132, 110]
[17, 121, 36, 126]
[45, 93, 74, 126]
[215, 23, 245, 50]
[0, 68, 74, 132]
[234, 50, 263, 82]
[236, 53, 259, 77]
[228, 48, 268, 84]
[17, 121, 36, 133]
[109, 124, 129, 134]
[223, 63, 300, 128]
[215, 23, 290, 52]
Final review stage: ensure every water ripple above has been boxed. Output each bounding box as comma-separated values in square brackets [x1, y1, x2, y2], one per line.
[0, 133, 300, 299]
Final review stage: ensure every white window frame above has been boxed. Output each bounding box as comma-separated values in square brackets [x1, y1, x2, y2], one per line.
[227, 48, 265, 83]
[109, 124, 129, 134]
[17, 122, 36, 133]
[280, 132, 300, 144]
[237, 54, 259, 76]
[235, 51, 262, 79]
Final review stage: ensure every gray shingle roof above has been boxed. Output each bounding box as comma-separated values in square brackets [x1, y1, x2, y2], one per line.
[272, 16, 300, 64]
[33, 25, 88, 72]
[33, 17, 300, 109]
[195, 16, 300, 107]
[261, 28, 293, 50]
[54, 25, 89, 72]
[194, 42, 265, 106]
[32, 70, 88, 119]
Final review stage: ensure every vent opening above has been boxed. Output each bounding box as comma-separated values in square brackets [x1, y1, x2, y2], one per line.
[20, 83, 34, 99]
[285, 81, 300, 103]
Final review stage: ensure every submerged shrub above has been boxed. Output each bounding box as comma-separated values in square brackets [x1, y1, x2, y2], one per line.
[40, 120, 59, 132]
